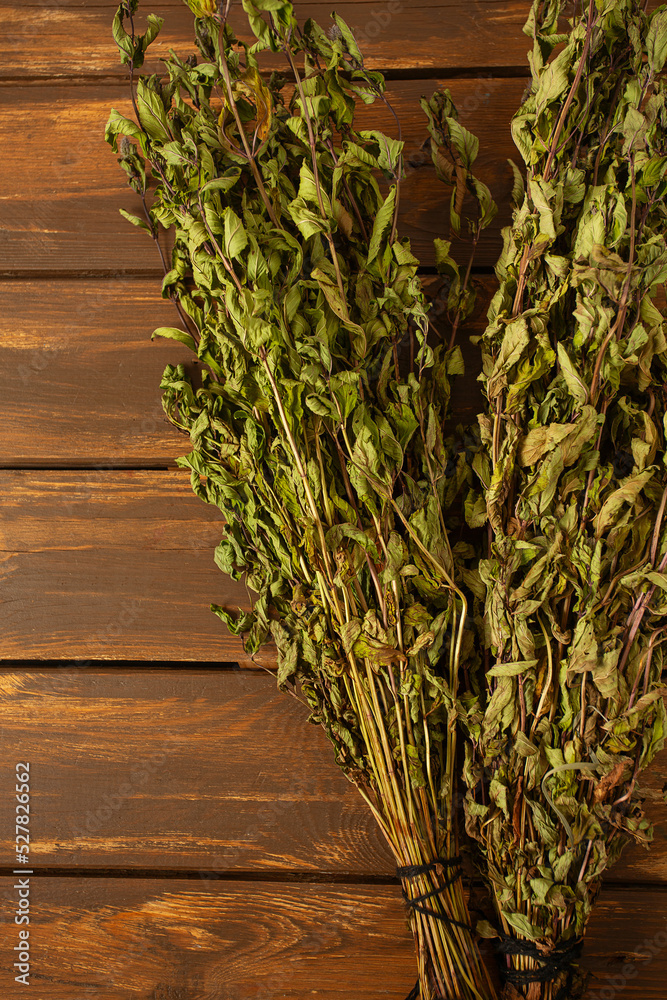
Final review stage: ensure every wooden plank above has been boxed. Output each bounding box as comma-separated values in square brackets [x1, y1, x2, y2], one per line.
[0, 79, 524, 274]
[0, 470, 261, 661]
[0, 276, 488, 466]
[0, 0, 534, 80]
[0, 668, 665, 882]
[0, 279, 197, 467]
[0, 878, 666, 998]
[2, 1, 662, 80]
[2, 878, 418, 999]
[0, 669, 394, 873]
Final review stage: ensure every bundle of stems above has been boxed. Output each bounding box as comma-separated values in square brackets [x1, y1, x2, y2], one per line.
[461, 1, 667, 997]
[106, 0, 496, 996]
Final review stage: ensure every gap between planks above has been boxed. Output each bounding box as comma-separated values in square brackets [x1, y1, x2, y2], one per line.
[0, 867, 398, 883]
[0, 65, 533, 87]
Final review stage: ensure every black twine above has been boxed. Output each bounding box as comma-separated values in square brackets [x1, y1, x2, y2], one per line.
[396, 855, 462, 881]
[497, 933, 584, 998]
[397, 858, 470, 1000]
[398, 856, 470, 928]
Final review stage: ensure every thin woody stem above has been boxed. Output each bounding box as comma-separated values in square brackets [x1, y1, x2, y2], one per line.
[543, 0, 596, 182]
[217, 29, 282, 230]
[282, 43, 349, 311]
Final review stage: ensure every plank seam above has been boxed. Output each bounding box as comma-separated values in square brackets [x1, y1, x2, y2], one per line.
[0, 267, 498, 281]
[0, 67, 531, 87]
[0, 661, 245, 670]
[0, 867, 400, 884]
[0, 868, 661, 890]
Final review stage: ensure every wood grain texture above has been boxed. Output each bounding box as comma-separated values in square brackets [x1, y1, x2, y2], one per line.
[3, 0, 666, 81]
[0, 470, 259, 661]
[2, 0, 665, 982]
[0, 669, 394, 873]
[0, 668, 664, 884]
[2, 878, 421, 1000]
[0, 0, 532, 80]
[0, 278, 198, 467]
[0, 79, 524, 275]
[0, 878, 666, 998]
[1, 0, 662, 80]
[0, 277, 488, 466]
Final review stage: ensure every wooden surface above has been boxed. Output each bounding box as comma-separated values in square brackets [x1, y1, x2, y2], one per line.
[0, 0, 534, 78]
[1, 0, 666, 997]
[0, 276, 489, 466]
[0, 670, 393, 872]
[1, 880, 667, 999]
[0, 669, 665, 883]
[0, 279, 195, 466]
[0, 471, 254, 661]
[0, 80, 521, 274]
[1, 0, 660, 79]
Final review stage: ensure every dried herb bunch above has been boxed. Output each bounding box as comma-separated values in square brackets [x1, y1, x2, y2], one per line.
[106, 1, 496, 997]
[462, 1, 667, 997]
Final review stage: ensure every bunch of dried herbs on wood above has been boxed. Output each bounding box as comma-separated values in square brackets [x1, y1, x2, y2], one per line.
[462, 1, 667, 997]
[106, 1, 497, 997]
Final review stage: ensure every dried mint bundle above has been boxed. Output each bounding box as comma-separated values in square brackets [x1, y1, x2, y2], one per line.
[106, 0, 498, 996]
[461, 1, 667, 997]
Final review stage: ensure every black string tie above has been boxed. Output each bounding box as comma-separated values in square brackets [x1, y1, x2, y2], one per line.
[397, 856, 470, 927]
[497, 933, 585, 999]
[397, 857, 470, 1000]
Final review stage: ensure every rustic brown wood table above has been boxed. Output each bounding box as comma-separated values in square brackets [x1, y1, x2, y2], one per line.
[1, 0, 666, 996]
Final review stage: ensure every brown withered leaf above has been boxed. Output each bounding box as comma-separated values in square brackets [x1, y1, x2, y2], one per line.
[593, 762, 627, 805]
